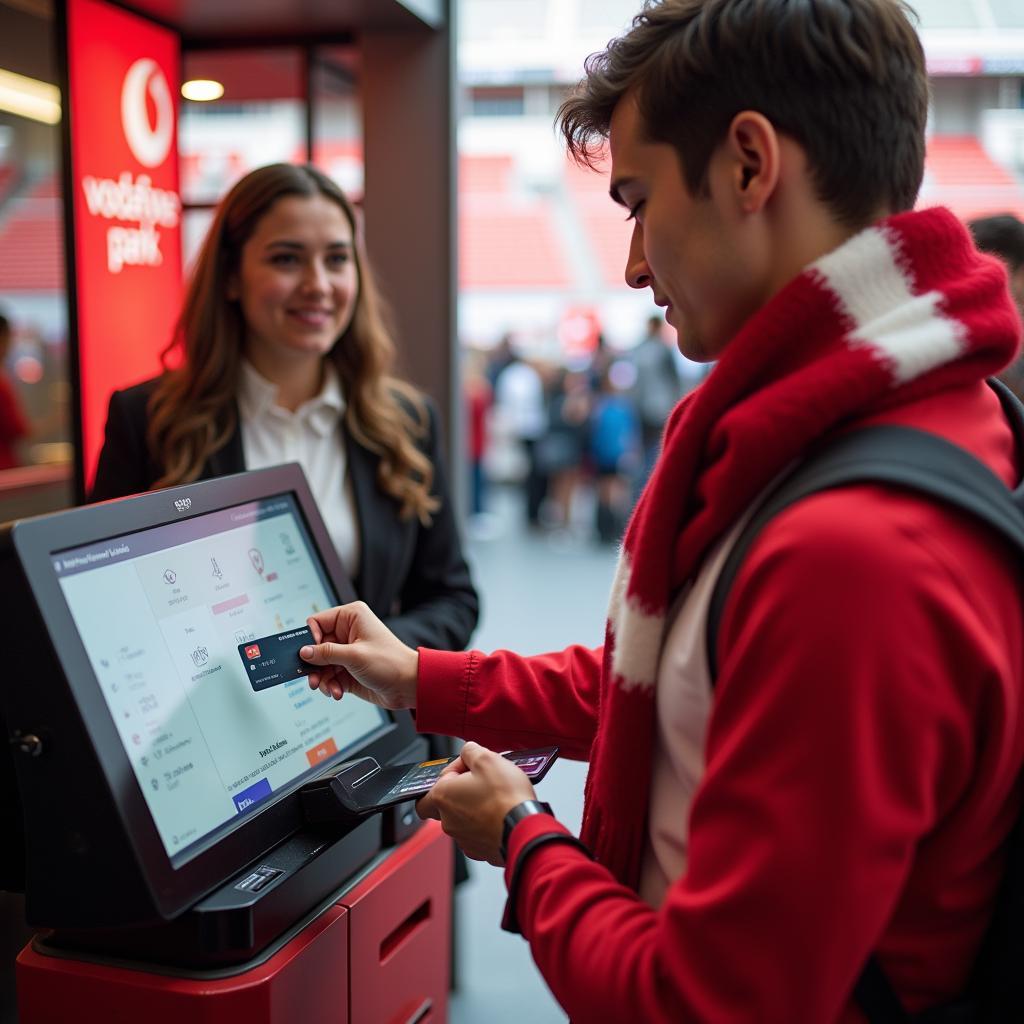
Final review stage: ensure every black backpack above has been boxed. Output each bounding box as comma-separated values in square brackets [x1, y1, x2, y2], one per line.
[705, 378, 1024, 1023]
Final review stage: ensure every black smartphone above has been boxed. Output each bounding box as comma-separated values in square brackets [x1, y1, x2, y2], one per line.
[301, 746, 559, 823]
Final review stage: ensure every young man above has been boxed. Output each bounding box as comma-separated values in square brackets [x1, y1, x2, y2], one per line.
[300, 1, 1024, 1019]
[969, 213, 1024, 398]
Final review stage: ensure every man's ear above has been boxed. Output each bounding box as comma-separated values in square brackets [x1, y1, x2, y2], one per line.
[724, 110, 780, 215]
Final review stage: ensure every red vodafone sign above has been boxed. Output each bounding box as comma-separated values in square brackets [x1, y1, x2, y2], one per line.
[64, 0, 182, 495]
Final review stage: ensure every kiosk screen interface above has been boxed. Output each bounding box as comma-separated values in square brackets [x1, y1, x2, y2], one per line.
[52, 494, 387, 860]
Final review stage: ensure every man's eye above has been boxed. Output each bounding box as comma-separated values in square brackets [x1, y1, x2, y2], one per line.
[625, 201, 645, 222]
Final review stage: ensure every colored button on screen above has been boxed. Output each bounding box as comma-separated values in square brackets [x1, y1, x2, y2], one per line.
[306, 737, 338, 767]
[233, 777, 272, 814]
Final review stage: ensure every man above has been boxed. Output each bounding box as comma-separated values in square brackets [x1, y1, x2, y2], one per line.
[629, 314, 682, 495]
[968, 213, 1024, 397]
[300, 1, 1024, 1019]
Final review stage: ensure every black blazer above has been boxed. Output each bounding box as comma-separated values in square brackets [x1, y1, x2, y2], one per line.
[90, 379, 479, 652]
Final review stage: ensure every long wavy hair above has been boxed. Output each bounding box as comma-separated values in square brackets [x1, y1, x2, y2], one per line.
[147, 164, 438, 523]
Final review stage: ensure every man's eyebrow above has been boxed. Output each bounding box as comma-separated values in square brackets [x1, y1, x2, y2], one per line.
[608, 177, 635, 207]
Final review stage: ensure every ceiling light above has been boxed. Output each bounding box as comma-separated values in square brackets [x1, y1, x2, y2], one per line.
[181, 79, 224, 102]
[0, 69, 60, 125]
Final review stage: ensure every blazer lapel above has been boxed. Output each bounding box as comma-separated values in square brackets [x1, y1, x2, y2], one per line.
[202, 403, 245, 480]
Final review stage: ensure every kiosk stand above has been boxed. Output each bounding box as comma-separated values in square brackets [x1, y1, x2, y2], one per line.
[17, 821, 451, 1024]
[1, 465, 455, 1023]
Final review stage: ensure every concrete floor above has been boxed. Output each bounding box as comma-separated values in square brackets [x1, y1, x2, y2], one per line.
[449, 488, 619, 1024]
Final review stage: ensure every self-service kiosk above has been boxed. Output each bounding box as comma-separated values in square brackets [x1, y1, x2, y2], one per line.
[1, 464, 452, 1021]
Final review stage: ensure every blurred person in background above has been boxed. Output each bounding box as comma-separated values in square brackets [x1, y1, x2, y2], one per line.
[493, 342, 548, 529]
[536, 366, 592, 532]
[91, 162, 479, 656]
[463, 348, 492, 519]
[0, 311, 29, 470]
[586, 330, 615, 393]
[968, 213, 1024, 398]
[590, 359, 640, 543]
[630, 314, 682, 496]
[485, 331, 516, 389]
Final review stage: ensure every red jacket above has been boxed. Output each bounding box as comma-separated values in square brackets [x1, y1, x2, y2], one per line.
[417, 382, 1024, 1022]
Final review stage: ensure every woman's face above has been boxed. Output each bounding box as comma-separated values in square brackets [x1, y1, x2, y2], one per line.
[231, 193, 360, 369]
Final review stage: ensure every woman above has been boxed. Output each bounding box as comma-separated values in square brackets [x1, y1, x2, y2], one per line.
[91, 163, 478, 653]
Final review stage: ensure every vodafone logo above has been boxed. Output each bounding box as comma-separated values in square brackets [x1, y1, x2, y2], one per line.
[120, 58, 173, 168]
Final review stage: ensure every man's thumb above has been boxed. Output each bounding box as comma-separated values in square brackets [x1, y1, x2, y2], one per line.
[458, 741, 488, 769]
[299, 641, 350, 666]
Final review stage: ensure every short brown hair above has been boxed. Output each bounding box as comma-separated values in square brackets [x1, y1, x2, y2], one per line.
[558, 0, 929, 227]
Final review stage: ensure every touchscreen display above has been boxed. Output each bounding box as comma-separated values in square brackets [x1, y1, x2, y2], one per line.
[53, 494, 387, 860]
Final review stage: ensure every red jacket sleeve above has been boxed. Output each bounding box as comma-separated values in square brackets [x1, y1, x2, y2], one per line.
[415, 644, 603, 761]
[500, 486, 1022, 1023]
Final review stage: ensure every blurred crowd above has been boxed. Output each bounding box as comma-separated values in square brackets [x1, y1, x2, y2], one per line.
[464, 315, 709, 544]
[462, 212, 1024, 547]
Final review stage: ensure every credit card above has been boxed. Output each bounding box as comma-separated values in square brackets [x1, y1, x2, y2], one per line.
[238, 627, 314, 692]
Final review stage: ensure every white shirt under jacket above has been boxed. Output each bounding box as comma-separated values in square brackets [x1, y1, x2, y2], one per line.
[237, 359, 360, 578]
[639, 511, 753, 907]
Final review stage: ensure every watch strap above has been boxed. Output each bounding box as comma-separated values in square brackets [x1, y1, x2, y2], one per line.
[501, 799, 553, 861]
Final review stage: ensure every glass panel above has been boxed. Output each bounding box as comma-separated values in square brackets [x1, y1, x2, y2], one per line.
[311, 47, 363, 202]
[179, 49, 306, 208]
[0, 2, 72, 500]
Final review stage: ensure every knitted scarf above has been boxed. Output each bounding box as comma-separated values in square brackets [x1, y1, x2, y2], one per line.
[580, 206, 1021, 889]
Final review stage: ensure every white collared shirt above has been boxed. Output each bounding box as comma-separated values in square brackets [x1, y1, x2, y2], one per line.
[238, 359, 360, 577]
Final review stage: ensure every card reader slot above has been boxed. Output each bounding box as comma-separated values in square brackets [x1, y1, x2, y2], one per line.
[348, 758, 382, 789]
[380, 897, 431, 964]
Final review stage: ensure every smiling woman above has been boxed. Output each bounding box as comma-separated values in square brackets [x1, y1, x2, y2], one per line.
[89, 163, 479, 656]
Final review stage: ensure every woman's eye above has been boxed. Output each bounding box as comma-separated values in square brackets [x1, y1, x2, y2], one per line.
[625, 201, 645, 223]
[270, 253, 299, 266]
[326, 252, 350, 268]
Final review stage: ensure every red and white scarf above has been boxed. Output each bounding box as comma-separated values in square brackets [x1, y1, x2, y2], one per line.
[581, 206, 1021, 888]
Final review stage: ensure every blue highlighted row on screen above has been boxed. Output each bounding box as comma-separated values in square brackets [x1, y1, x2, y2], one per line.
[233, 777, 272, 813]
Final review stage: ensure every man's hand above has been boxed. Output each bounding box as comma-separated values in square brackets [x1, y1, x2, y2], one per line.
[300, 601, 418, 709]
[415, 742, 538, 866]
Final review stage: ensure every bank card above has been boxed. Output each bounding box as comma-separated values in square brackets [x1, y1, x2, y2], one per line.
[238, 627, 314, 692]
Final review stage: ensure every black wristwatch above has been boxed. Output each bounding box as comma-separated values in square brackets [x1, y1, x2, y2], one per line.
[501, 799, 553, 861]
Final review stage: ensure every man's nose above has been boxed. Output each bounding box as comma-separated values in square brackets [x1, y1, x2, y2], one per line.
[624, 223, 651, 290]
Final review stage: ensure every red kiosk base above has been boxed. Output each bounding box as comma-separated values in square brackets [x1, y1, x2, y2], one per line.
[16, 822, 451, 1024]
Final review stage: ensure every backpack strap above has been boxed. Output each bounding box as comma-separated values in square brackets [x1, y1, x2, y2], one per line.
[703, 379, 1024, 1023]
[706, 379, 1024, 681]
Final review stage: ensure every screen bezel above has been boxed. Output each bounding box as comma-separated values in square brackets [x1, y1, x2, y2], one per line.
[11, 464, 415, 920]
